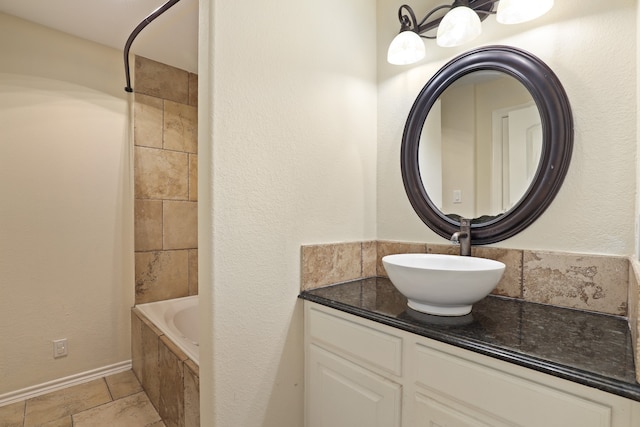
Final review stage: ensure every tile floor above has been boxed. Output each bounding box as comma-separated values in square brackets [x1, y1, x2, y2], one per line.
[0, 370, 164, 427]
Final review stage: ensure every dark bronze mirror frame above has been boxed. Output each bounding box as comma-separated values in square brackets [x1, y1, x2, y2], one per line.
[402, 45, 573, 245]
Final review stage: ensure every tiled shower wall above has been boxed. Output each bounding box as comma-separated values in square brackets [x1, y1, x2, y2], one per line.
[134, 56, 198, 304]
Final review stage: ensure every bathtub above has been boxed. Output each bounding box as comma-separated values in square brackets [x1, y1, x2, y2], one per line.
[135, 295, 199, 365]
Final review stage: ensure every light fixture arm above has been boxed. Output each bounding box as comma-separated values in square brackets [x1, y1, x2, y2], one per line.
[396, 0, 498, 40]
[397, 5, 419, 33]
[416, 5, 455, 39]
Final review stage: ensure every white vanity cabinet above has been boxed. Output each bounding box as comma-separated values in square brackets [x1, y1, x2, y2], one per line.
[305, 302, 403, 427]
[304, 301, 640, 427]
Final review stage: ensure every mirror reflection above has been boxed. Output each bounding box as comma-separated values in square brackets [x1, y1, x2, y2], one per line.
[419, 71, 542, 223]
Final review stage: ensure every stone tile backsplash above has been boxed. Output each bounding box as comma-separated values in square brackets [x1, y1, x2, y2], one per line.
[301, 240, 629, 317]
[374, 241, 427, 276]
[300, 242, 364, 290]
[134, 56, 198, 304]
[428, 244, 524, 299]
[523, 251, 628, 316]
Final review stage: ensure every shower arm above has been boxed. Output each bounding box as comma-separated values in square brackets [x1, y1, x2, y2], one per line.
[123, 0, 183, 92]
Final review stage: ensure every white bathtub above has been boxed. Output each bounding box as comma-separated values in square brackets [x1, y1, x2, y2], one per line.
[136, 295, 199, 365]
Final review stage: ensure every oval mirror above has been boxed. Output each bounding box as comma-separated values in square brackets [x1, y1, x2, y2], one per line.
[402, 46, 573, 244]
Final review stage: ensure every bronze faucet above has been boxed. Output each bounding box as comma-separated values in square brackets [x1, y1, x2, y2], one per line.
[450, 218, 471, 256]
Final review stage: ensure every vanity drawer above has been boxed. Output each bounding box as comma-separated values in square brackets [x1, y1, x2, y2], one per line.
[414, 343, 612, 427]
[307, 305, 403, 377]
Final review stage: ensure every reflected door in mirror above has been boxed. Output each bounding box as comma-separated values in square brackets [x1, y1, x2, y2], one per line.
[493, 103, 542, 213]
[420, 72, 540, 222]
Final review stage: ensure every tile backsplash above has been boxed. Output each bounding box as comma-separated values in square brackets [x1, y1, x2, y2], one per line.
[301, 240, 629, 316]
[522, 251, 628, 316]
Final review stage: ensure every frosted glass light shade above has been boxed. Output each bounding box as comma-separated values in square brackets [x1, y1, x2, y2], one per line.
[436, 6, 482, 47]
[387, 31, 426, 65]
[496, 0, 554, 24]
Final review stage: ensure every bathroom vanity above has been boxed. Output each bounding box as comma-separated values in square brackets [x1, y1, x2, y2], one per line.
[300, 278, 640, 427]
[298, 44, 639, 426]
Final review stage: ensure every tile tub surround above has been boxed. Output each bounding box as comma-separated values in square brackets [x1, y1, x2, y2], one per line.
[0, 370, 164, 426]
[132, 308, 200, 427]
[134, 55, 198, 305]
[300, 277, 640, 402]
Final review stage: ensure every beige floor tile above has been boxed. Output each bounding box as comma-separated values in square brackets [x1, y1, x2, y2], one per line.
[105, 370, 144, 400]
[0, 400, 25, 427]
[72, 392, 161, 427]
[24, 379, 112, 426]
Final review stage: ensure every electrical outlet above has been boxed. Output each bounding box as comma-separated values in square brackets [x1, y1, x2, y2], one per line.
[53, 339, 68, 358]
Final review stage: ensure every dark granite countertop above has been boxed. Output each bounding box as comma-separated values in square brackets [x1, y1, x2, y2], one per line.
[299, 277, 640, 402]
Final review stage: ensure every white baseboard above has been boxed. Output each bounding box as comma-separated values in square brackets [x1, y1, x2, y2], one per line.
[0, 360, 132, 407]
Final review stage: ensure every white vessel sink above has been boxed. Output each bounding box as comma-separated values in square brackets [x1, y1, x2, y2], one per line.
[382, 253, 505, 316]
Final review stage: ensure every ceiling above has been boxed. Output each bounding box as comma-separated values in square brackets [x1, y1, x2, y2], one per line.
[0, 0, 198, 73]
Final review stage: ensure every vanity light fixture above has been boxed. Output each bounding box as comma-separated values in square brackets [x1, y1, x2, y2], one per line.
[387, 0, 553, 65]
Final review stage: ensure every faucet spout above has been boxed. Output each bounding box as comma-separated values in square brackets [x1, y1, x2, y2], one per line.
[450, 218, 471, 256]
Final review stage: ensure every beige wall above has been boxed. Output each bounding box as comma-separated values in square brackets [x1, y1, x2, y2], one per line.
[133, 56, 198, 304]
[0, 13, 133, 395]
[378, 0, 637, 255]
[198, 0, 378, 425]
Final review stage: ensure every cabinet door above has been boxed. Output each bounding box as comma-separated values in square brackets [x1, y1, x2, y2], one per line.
[414, 343, 613, 427]
[413, 391, 511, 427]
[307, 344, 402, 427]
